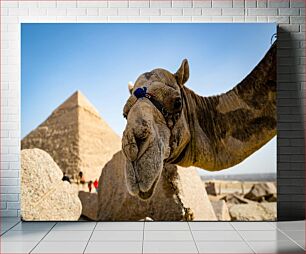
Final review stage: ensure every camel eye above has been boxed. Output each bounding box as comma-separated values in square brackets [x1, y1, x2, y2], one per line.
[174, 97, 182, 109]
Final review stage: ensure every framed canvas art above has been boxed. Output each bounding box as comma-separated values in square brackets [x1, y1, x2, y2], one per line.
[21, 23, 277, 221]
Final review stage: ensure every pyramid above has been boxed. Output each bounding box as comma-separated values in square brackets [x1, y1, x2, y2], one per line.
[21, 91, 121, 181]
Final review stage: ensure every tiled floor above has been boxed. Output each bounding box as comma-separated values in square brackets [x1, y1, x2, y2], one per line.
[0, 218, 304, 253]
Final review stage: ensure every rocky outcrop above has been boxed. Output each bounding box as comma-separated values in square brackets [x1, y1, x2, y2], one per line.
[244, 183, 277, 202]
[229, 203, 277, 221]
[205, 182, 218, 196]
[79, 151, 216, 221]
[221, 193, 250, 205]
[21, 148, 82, 221]
[211, 200, 231, 221]
[21, 91, 121, 181]
[78, 191, 98, 221]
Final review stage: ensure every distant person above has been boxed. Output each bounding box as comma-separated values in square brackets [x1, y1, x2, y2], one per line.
[62, 172, 71, 184]
[94, 179, 98, 192]
[79, 171, 85, 185]
[88, 180, 93, 193]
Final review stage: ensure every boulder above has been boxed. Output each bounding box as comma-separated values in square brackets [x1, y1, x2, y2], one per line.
[80, 151, 216, 221]
[78, 191, 98, 221]
[244, 182, 277, 202]
[229, 203, 277, 221]
[221, 193, 250, 206]
[205, 182, 218, 196]
[21, 148, 82, 221]
[211, 200, 231, 221]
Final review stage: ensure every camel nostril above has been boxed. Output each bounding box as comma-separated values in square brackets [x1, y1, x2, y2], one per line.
[135, 136, 146, 148]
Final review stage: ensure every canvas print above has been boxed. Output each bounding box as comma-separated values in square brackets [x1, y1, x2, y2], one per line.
[21, 24, 277, 221]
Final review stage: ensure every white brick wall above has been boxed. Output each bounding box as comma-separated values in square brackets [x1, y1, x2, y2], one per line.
[0, 0, 305, 218]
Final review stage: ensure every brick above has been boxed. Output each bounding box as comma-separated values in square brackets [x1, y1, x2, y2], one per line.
[99, 8, 118, 16]
[0, 178, 19, 186]
[140, 8, 160, 16]
[290, 0, 305, 7]
[193, 0, 212, 7]
[86, 8, 99, 16]
[172, 1, 192, 7]
[257, 16, 268, 22]
[212, 16, 233, 22]
[39, 1, 56, 8]
[129, 1, 149, 7]
[268, 0, 290, 7]
[233, 0, 244, 7]
[127, 16, 150, 22]
[107, 16, 128, 22]
[118, 8, 140, 16]
[7, 202, 20, 210]
[77, 1, 107, 8]
[149, 16, 172, 22]
[1, 170, 19, 178]
[1, 186, 20, 194]
[257, 0, 267, 7]
[245, 0, 256, 7]
[0, 194, 19, 202]
[56, 1, 76, 8]
[279, 24, 300, 32]
[1, 210, 18, 217]
[108, 0, 129, 8]
[1, 8, 8, 16]
[279, 8, 300, 15]
[268, 16, 290, 23]
[233, 16, 245, 22]
[1, 1, 18, 8]
[172, 16, 193, 22]
[29, 8, 48, 16]
[47, 8, 67, 16]
[290, 16, 305, 24]
[222, 8, 245, 15]
[1, 202, 7, 210]
[212, 0, 233, 7]
[202, 8, 222, 15]
[247, 8, 278, 15]
[161, 8, 183, 16]
[183, 8, 202, 16]
[66, 8, 86, 16]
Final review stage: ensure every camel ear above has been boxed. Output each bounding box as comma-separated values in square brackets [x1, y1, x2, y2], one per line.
[128, 82, 134, 95]
[175, 59, 189, 87]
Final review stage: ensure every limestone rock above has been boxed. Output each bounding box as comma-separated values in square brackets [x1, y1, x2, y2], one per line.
[221, 193, 250, 205]
[88, 151, 217, 221]
[229, 202, 277, 221]
[21, 148, 82, 221]
[21, 91, 121, 181]
[211, 200, 231, 221]
[244, 182, 277, 202]
[78, 191, 98, 221]
[205, 182, 218, 196]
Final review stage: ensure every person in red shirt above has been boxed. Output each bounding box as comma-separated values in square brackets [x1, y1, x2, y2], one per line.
[93, 179, 98, 192]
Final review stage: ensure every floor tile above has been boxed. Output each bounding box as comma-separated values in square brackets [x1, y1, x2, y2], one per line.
[85, 241, 142, 253]
[192, 230, 243, 241]
[145, 222, 189, 231]
[239, 230, 290, 241]
[32, 241, 87, 253]
[144, 230, 193, 241]
[275, 221, 305, 231]
[52, 222, 96, 231]
[12, 222, 55, 231]
[0, 230, 47, 242]
[189, 222, 234, 231]
[1, 217, 21, 224]
[196, 241, 253, 253]
[95, 222, 143, 231]
[249, 240, 304, 253]
[143, 241, 198, 253]
[282, 230, 305, 249]
[0, 241, 37, 253]
[42, 230, 92, 242]
[231, 222, 276, 231]
[90, 230, 143, 241]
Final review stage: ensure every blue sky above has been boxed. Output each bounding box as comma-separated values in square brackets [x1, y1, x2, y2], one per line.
[21, 23, 276, 175]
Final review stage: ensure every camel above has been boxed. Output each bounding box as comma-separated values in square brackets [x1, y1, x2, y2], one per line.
[122, 42, 276, 200]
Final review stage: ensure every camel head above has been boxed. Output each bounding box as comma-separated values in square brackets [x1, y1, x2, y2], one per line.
[122, 60, 191, 200]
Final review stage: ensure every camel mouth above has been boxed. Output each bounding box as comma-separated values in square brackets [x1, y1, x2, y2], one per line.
[138, 177, 158, 200]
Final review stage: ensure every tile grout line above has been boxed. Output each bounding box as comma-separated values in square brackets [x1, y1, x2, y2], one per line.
[187, 221, 200, 254]
[275, 227, 305, 251]
[230, 222, 256, 254]
[142, 221, 145, 254]
[29, 222, 57, 254]
[83, 222, 97, 254]
[0, 220, 21, 236]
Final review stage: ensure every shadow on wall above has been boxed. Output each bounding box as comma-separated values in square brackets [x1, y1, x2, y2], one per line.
[276, 27, 305, 221]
